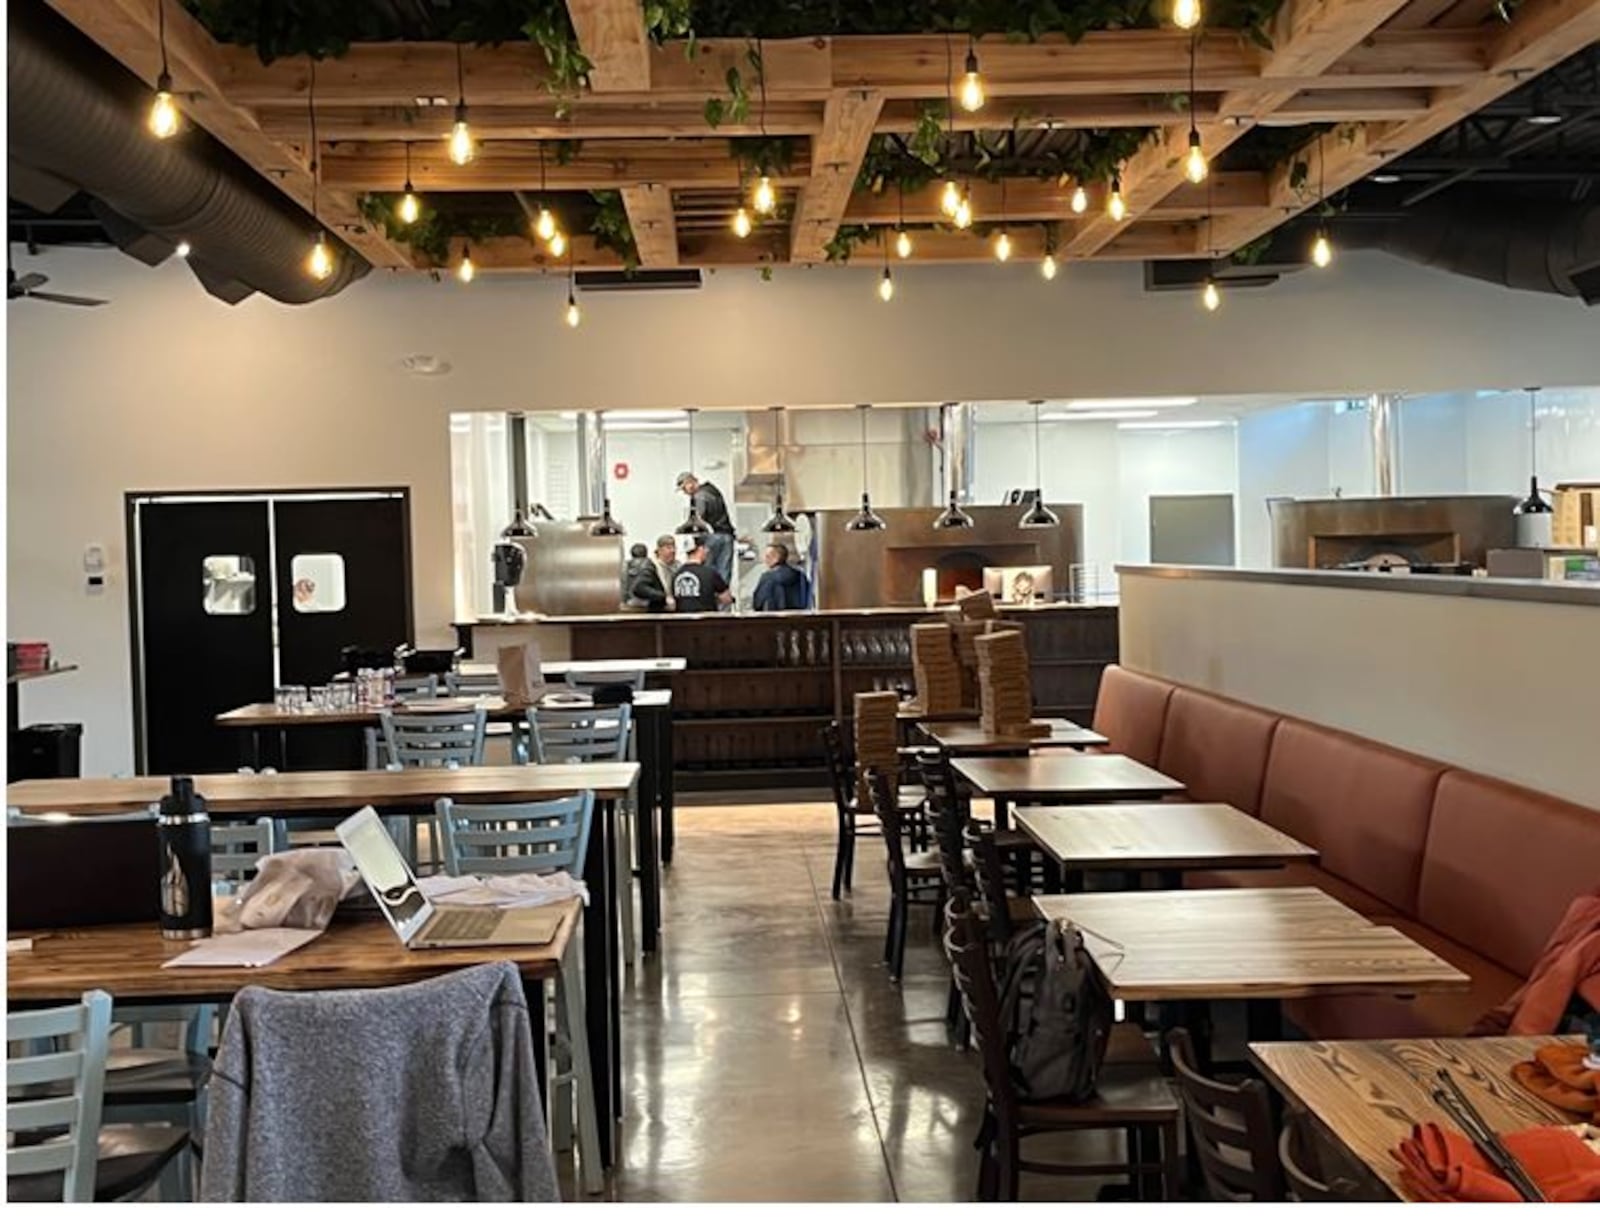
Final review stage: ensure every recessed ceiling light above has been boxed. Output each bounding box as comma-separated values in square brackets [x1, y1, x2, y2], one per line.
[1117, 420, 1233, 431]
[1041, 410, 1160, 422]
[400, 354, 452, 376]
[1371, 173, 1401, 184]
[1064, 396, 1198, 410]
[1525, 113, 1562, 126]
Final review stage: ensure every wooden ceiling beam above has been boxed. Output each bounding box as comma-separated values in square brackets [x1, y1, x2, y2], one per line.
[1206, 0, 1600, 254]
[620, 184, 679, 266]
[215, 28, 1491, 108]
[319, 140, 813, 191]
[842, 172, 1268, 224]
[788, 90, 885, 265]
[41, 0, 412, 268]
[564, 0, 652, 92]
[1065, 0, 1414, 259]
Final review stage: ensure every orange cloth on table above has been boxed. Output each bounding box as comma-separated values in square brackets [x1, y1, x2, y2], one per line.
[1471, 890, 1600, 1036]
[1512, 1044, 1600, 1119]
[1393, 1123, 1600, 1203]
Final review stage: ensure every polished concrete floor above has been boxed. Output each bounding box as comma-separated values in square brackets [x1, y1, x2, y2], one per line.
[587, 798, 1131, 1203]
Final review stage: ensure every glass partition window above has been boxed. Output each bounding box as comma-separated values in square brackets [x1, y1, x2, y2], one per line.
[202, 555, 257, 615]
[290, 553, 347, 613]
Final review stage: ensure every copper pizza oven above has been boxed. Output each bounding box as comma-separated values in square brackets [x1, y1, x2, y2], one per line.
[1268, 496, 1518, 570]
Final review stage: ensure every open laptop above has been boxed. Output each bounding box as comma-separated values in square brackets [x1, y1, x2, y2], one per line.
[336, 806, 564, 949]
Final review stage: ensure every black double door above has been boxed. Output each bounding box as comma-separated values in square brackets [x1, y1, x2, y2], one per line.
[132, 491, 412, 774]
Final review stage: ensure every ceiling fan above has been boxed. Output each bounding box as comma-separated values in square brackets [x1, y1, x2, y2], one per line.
[7, 267, 108, 307]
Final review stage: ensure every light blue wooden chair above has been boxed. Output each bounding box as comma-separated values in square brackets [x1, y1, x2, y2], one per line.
[210, 817, 278, 887]
[434, 791, 595, 879]
[7, 990, 188, 1203]
[376, 707, 488, 871]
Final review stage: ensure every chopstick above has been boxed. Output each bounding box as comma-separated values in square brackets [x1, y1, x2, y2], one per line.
[1432, 1069, 1547, 1203]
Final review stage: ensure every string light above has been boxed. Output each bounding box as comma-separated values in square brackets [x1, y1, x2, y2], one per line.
[1182, 38, 1207, 184]
[548, 229, 567, 258]
[1173, 0, 1202, 30]
[1311, 231, 1333, 268]
[751, 39, 777, 216]
[147, 0, 180, 138]
[993, 230, 1012, 261]
[564, 249, 581, 328]
[1041, 252, 1059, 280]
[533, 145, 556, 239]
[457, 243, 476, 283]
[1202, 163, 1219, 311]
[732, 206, 753, 238]
[1107, 172, 1126, 222]
[304, 58, 333, 282]
[1202, 278, 1221, 311]
[879, 233, 895, 300]
[448, 44, 474, 166]
[940, 180, 962, 217]
[959, 37, 985, 112]
[753, 175, 777, 215]
[175, 240, 192, 258]
[895, 229, 913, 259]
[397, 143, 420, 224]
[953, 194, 973, 229]
[1070, 183, 1088, 214]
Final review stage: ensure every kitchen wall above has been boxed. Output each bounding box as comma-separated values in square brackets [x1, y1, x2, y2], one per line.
[11, 243, 1600, 775]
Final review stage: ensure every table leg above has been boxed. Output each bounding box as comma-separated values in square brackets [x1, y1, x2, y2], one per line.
[1245, 997, 1283, 1044]
[582, 795, 620, 1168]
[633, 714, 662, 955]
[994, 797, 1011, 832]
[657, 707, 676, 866]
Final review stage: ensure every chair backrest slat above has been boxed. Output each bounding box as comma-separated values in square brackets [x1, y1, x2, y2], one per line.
[447, 671, 502, 697]
[6, 989, 111, 1202]
[528, 706, 630, 766]
[435, 792, 595, 878]
[864, 768, 908, 886]
[1167, 1028, 1286, 1202]
[393, 674, 440, 699]
[820, 722, 856, 822]
[211, 816, 278, 884]
[943, 899, 1019, 1130]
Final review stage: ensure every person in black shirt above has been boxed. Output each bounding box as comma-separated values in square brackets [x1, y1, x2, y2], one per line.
[752, 542, 810, 611]
[627, 535, 678, 612]
[671, 536, 732, 612]
[675, 471, 735, 584]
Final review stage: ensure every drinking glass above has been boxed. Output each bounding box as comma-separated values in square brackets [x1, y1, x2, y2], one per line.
[274, 685, 297, 713]
[309, 685, 331, 712]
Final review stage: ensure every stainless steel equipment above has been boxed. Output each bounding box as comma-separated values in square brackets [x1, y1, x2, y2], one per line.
[508, 521, 625, 616]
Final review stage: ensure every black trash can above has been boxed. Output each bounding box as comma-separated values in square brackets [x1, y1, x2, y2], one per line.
[9, 722, 83, 779]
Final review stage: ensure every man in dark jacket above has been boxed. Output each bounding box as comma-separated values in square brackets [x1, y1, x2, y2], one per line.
[674, 471, 735, 584]
[752, 543, 810, 611]
[627, 535, 677, 612]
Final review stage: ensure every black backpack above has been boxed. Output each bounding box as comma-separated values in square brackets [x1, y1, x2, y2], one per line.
[997, 919, 1114, 1103]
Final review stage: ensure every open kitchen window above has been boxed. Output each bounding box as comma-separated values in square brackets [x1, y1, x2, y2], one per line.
[290, 553, 347, 614]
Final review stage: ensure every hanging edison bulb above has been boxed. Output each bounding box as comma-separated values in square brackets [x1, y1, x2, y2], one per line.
[565, 291, 581, 328]
[1183, 130, 1208, 184]
[548, 230, 568, 258]
[1041, 253, 1059, 280]
[993, 230, 1012, 262]
[940, 180, 962, 217]
[534, 207, 557, 242]
[959, 47, 985, 113]
[1070, 184, 1088, 214]
[878, 268, 895, 302]
[895, 229, 913, 259]
[448, 105, 474, 166]
[457, 245, 476, 283]
[398, 190, 421, 225]
[148, 74, 180, 139]
[1173, 0, 1202, 30]
[307, 232, 334, 281]
[953, 194, 973, 229]
[752, 175, 777, 215]
[1107, 175, 1127, 222]
[1311, 229, 1334, 269]
[732, 207, 753, 238]
[1202, 278, 1221, 311]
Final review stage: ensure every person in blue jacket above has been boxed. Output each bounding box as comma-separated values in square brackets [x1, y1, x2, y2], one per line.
[752, 542, 810, 611]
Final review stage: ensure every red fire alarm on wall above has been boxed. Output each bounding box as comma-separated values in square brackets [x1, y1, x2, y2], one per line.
[613, 461, 630, 481]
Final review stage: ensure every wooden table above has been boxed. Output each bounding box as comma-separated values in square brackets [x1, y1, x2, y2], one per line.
[1249, 1036, 1584, 1201]
[8, 765, 636, 1168]
[215, 691, 676, 944]
[1032, 887, 1470, 1040]
[1016, 803, 1317, 884]
[922, 718, 1109, 755]
[7, 905, 597, 1184]
[953, 753, 1187, 828]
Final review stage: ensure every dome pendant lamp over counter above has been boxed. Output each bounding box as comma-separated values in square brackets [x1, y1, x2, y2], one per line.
[1019, 401, 1059, 530]
[846, 405, 887, 532]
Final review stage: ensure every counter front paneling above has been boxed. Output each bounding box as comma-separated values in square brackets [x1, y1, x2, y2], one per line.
[458, 604, 1118, 790]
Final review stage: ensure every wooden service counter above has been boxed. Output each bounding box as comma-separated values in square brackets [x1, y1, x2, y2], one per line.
[459, 604, 1118, 790]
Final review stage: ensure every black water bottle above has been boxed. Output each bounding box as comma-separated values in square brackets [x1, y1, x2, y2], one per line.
[157, 776, 213, 940]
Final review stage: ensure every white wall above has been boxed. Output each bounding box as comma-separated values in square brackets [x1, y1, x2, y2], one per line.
[1119, 569, 1600, 810]
[11, 243, 1600, 776]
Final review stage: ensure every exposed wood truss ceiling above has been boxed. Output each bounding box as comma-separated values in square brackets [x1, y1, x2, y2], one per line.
[41, 0, 1600, 274]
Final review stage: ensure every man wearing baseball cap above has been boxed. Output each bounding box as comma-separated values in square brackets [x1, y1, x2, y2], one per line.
[675, 470, 735, 584]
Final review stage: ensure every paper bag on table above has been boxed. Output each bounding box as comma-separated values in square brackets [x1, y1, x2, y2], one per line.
[498, 642, 550, 708]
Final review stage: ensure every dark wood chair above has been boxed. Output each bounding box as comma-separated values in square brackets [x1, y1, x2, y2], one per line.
[944, 902, 1181, 1201]
[865, 767, 944, 982]
[821, 722, 931, 899]
[1166, 1028, 1286, 1202]
[964, 821, 1039, 946]
[1280, 1106, 1362, 1201]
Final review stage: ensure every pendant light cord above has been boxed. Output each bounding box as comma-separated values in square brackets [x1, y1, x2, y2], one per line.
[456, 42, 466, 107]
[307, 56, 320, 225]
[1188, 33, 1197, 138]
[157, 0, 170, 77]
[860, 405, 870, 499]
[403, 139, 411, 187]
[944, 35, 955, 171]
[1033, 402, 1044, 493]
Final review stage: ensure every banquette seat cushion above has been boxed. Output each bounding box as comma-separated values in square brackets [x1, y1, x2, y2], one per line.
[1155, 687, 1280, 816]
[1090, 665, 1174, 768]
